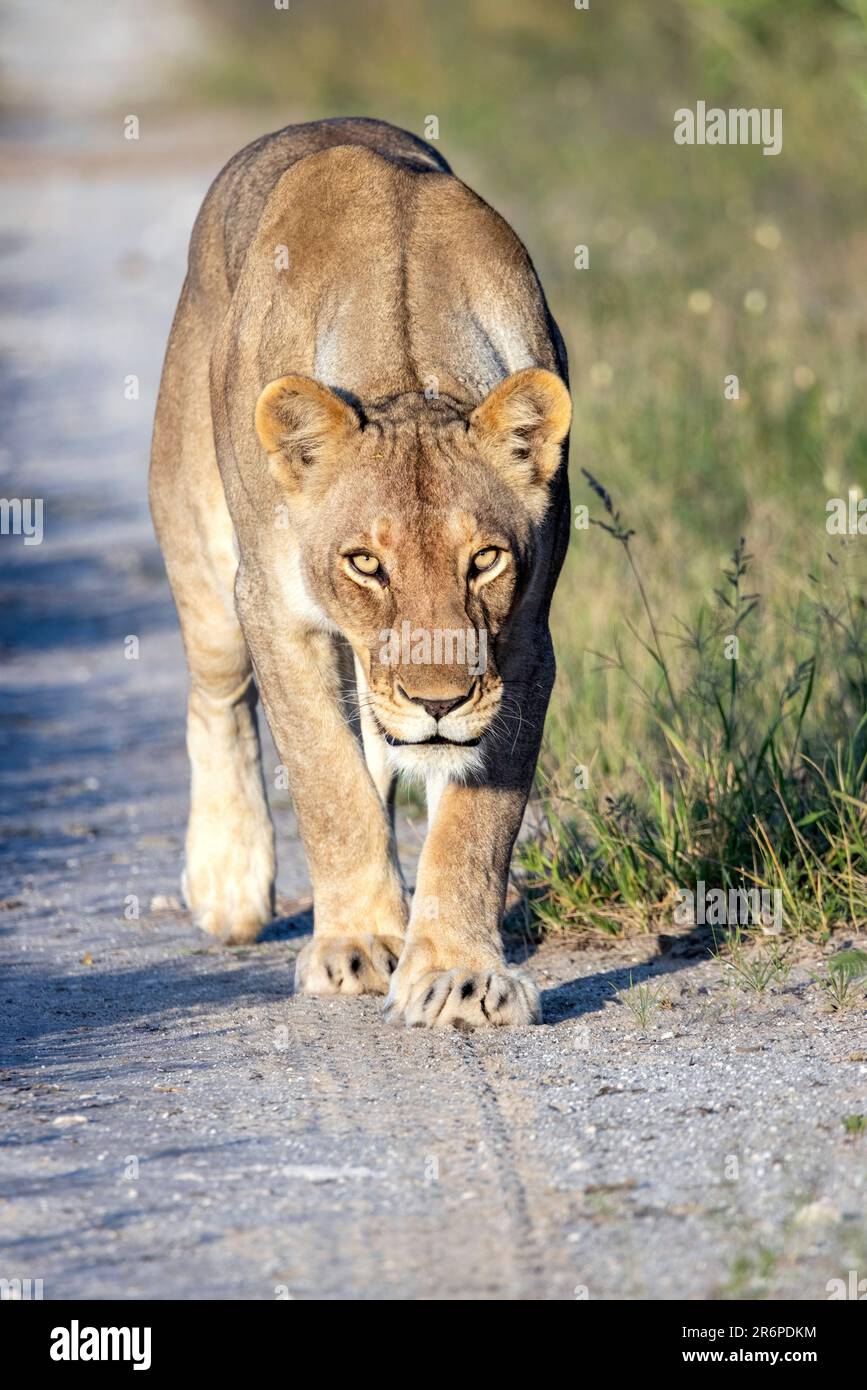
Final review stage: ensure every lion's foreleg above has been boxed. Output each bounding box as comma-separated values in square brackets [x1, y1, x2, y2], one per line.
[385, 652, 554, 1028]
[238, 587, 408, 995]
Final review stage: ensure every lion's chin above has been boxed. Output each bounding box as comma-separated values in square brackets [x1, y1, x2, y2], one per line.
[385, 739, 485, 785]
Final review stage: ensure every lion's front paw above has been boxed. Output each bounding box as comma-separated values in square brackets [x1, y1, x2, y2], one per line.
[295, 933, 404, 997]
[387, 965, 541, 1030]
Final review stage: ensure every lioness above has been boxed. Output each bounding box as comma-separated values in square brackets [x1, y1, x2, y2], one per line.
[150, 118, 571, 1028]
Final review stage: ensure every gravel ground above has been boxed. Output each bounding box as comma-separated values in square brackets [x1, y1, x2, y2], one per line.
[1, 3, 865, 1304]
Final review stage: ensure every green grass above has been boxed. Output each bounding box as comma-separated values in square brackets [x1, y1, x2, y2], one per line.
[716, 928, 792, 994]
[814, 948, 867, 1008]
[521, 506, 867, 938]
[184, 0, 867, 938]
[613, 972, 670, 1027]
[722, 1245, 779, 1300]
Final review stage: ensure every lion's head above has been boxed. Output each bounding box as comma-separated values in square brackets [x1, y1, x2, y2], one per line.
[255, 367, 571, 780]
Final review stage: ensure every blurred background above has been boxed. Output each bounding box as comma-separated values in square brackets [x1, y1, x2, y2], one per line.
[2, 0, 865, 935]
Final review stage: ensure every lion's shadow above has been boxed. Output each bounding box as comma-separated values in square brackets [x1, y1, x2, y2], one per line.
[512, 921, 715, 1024]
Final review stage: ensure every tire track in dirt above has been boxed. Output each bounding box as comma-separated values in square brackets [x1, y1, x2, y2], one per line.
[449, 1041, 549, 1298]
[259, 992, 548, 1298]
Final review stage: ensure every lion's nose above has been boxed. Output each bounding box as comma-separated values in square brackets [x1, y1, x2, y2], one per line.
[399, 686, 473, 721]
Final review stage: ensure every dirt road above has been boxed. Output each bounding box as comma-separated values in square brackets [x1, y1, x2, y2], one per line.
[1, 4, 865, 1302]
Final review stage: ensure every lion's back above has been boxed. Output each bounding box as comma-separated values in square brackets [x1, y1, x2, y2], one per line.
[187, 118, 450, 304]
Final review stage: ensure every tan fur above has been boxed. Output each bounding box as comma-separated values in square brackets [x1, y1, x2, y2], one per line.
[150, 118, 570, 1026]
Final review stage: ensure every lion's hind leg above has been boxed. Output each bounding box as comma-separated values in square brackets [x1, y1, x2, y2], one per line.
[182, 665, 276, 945]
[150, 297, 276, 946]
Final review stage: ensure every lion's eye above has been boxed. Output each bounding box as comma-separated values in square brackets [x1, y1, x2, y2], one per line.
[350, 553, 382, 577]
[471, 547, 500, 574]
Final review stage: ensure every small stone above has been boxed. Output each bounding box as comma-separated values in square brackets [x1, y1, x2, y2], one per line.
[794, 1201, 841, 1229]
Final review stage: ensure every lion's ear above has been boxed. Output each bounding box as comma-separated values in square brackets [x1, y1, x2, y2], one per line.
[255, 375, 360, 490]
[469, 368, 571, 502]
